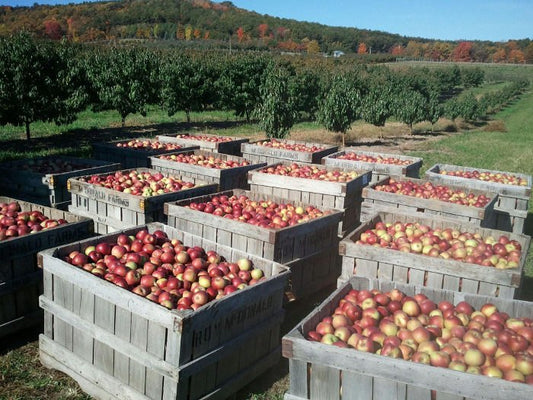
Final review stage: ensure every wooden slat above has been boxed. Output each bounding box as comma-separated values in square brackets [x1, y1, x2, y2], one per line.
[310, 363, 340, 400]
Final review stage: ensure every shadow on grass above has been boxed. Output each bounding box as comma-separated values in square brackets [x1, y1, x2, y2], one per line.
[0, 120, 248, 161]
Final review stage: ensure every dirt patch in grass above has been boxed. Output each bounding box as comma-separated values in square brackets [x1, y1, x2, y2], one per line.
[482, 119, 507, 132]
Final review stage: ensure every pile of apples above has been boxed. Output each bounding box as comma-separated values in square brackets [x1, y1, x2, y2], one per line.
[186, 194, 328, 228]
[158, 153, 250, 169]
[253, 139, 325, 153]
[64, 229, 266, 310]
[438, 169, 529, 187]
[307, 287, 533, 383]
[77, 170, 196, 197]
[355, 221, 522, 269]
[259, 163, 359, 182]
[373, 178, 492, 208]
[0, 201, 68, 241]
[19, 158, 92, 174]
[338, 152, 412, 166]
[115, 139, 184, 151]
[173, 134, 233, 143]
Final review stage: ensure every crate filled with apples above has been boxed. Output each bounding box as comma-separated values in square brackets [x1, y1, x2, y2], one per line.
[282, 276, 533, 400]
[339, 210, 530, 298]
[67, 168, 217, 234]
[0, 196, 93, 339]
[92, 137, 200, 168]
[0, 155, 121, 209]
[150, 149, 267, 191]
[157, 133, 249, 156]
[361, 176, 498, 227]
[248, 162, 372, 237]
[425, 164, 531, 234]
[165, 189, 343, 299]
[38, 223, 289, 400]
[241, 138, 338, 165]
[322, 148, 423, 184]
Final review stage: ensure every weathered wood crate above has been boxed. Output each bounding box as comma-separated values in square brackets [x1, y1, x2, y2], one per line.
[0, 156, 121, 208]
[361, 176, 498, 228]
[157, 133, 249, 156]
[0, 196, 93, 339]
[165, 189, 343, 298]
[339, 210, 531, 298]
[241, 139, 338, 165]
[425, 164, 531, 234]
[68, 168, 217, 234]
[150, 150, 266, 191]
[92, 138, 199, 168]
[322, 148, 423, 184]
[282, 276, 533, 400]
[248, 162, 372, 237]
[38, 223, 289, 400]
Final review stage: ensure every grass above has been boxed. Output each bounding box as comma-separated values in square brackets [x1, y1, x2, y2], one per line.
[1, 66, 533, 399]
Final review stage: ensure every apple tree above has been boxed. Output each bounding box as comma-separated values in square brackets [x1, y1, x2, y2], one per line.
[0, 32, 87, 140]
[86, 47, 160, 127]
[218, 54, 269, 122]
[161, 54, 220, 124]
[254, 63, 297, 139]
[393, 88, 428, 134]
[317, 74, 362, 146]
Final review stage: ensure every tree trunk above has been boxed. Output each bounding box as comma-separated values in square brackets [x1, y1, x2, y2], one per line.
[186, 110, 191, 124]
[342, 132, 345, 148]
[25, 121, 31, 141]
[121, 115, 126, 128]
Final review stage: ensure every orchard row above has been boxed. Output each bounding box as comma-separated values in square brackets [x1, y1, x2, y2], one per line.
[1, 33, 528, 140]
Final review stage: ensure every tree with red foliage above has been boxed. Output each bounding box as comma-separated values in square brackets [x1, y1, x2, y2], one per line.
[258, 23, 268, 39]
[236, 27, 244, 43]
[452, 41, 472, 62]
[357, 42, 367, 54]
[44, 19, 63, 40]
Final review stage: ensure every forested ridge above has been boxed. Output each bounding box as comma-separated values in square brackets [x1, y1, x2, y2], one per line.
[1, 0, 532, 63]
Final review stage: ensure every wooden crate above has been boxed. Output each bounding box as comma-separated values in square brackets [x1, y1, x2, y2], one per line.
[361, 176, 498, 228]
[165, 189, 342, 264]
[248, 162, 371, 237]
[425, 164, 531, 234]
[241, 139, 338, 165]
[92, 138, 199, 168]
[0, 196, 93, 339]
[339, 210, 531, 298]
[0, 156, 121, 208]
[322, 148, 423, 184]
[157, 133, 249, 156]
[67, 168, 218, 234]
[165, 189, 343, 299]
[282, 276, 533, 400]
[38, 223, 289, 400]
[150, 150, 266, 191]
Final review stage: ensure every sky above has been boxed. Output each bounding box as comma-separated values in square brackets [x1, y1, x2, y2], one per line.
[1, 0, 532, 42]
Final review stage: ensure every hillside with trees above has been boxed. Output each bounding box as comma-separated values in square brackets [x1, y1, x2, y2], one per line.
[0, 0, 532, 63]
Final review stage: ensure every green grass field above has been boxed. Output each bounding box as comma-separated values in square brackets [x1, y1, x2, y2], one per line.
[1, 66, 532, 399]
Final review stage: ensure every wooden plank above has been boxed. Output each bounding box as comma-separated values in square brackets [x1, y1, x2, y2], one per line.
[93, 296, 116, 376]
[113, 306, 131, 385]
[310, 363, 340, 400]
[341, 370, 373, 400]
[406, 385, 432, 400]
[145, 321, 166, 399]
[71, 286, 94, 364]
[129, 314, 148, 395]
[40, 334, 151, 400]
